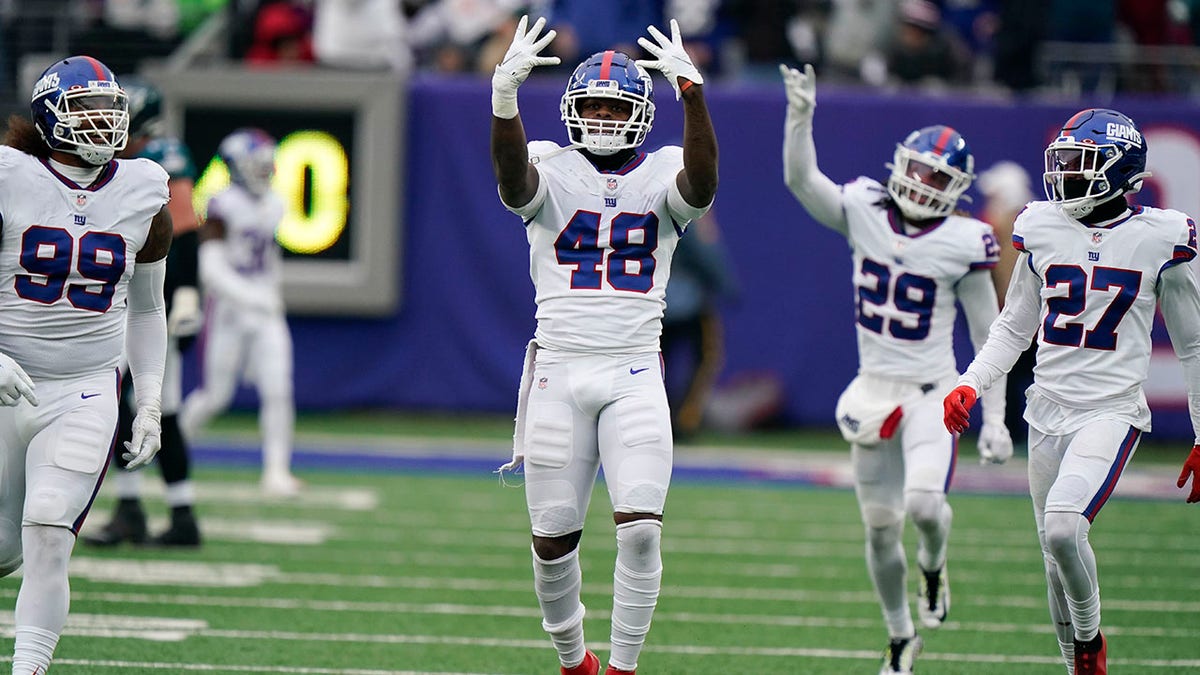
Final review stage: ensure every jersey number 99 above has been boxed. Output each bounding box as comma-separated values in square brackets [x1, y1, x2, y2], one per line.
[15, 226, 126, 313]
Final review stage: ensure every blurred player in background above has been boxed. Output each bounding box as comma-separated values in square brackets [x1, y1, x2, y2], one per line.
[85, 75, 205, 548]
[780, 64, 1010, 675]
[944, 108, 1200, 675]
[0, 55, 170, 673]
[491, 16, 717, 675]
[179, 127, 300, 497]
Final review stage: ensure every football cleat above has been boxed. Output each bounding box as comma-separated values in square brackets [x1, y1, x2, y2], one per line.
[148, 511, 202, 548]
[917, 565, 950, 629]
[561, 650, 599, 675]
[81, 499, 147, 547]
[1073, 632, 1107, 675]
[880, 635, 923, 675]
[603, 666, 634, 675]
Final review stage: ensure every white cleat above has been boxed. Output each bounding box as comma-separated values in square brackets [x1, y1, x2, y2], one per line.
[917, 565, 950, 629]
[261, 472, 305, 497]
[879, 635, 923, 675]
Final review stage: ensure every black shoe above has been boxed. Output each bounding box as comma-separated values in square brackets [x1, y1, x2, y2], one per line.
[148, 508, 202, 548]
[81, 499, 147, 547]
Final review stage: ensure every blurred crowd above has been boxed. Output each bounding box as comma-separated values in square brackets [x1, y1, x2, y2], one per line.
[3, 0, 1200, 104]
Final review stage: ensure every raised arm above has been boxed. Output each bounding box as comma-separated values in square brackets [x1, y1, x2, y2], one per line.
[637, 19, 717, 208]
[490, 15, 560, 208]
[779, 64, 847, 235]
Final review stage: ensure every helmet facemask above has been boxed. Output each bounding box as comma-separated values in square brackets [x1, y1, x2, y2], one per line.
[562, 88, 653, 156]
[39, 85, 129, 165]
[1043, 140, 1141, 219]
[886, 145, 973, 221]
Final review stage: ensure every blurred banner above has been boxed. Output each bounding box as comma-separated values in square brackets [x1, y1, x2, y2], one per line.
[187, 75, 1200, 438]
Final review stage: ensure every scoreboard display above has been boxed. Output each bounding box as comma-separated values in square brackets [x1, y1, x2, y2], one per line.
[150, 67, 405, 316]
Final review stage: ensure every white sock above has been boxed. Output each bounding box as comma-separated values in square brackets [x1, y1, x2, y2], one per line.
[609, 520, 663, 672]
[260, 394, 295, 478]
[1044, 511, 1101, 642]
[13, 526, 73, 674]
[164, 480, 196, 508]
[112, 469, 142, 500]
[865, 522, 915, 638]
[532, 546, 586, 667]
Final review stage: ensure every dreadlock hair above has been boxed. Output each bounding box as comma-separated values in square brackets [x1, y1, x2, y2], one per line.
[3, 115, 51, 159]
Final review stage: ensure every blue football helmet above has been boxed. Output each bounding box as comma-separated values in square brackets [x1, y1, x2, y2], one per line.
[560, 51, 654, 155]
[31, 55, 129, 166]
[1043, 108, 1150, 219]
[886, 125, 975, 221]
[218, 128, 276, 196]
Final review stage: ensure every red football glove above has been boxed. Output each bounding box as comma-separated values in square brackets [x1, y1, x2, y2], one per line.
[1178, 445, 1200, 503]
[942, 385, 978, 435]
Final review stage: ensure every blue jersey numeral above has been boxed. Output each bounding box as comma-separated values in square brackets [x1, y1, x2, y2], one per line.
[15, 226, 127, 312]
[556, 210, 659, 292]
[856, 258, 936, 341]
[1043, 264, 1140, 351]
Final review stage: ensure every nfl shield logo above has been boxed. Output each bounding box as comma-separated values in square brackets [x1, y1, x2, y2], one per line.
[75, 194, 87, 207]
[606, 178, 618, 191]
[1091, 232, 1103, 244]
[537, 377, 548, 390]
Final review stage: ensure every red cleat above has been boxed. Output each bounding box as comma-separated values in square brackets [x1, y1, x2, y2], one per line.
[561, 650, 599, 675]
[604, 667, 635, 675]
[1074, 632, 1107, 675]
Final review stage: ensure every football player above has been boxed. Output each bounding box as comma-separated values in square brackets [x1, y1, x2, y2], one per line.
[944, 108, 1200, 675]
[178, 128, 300, 497]
[491, 16, 717, 675]
[780, 64, 1010, 675]
[84, 75, 204, 548]
[0, 55, 171, 673]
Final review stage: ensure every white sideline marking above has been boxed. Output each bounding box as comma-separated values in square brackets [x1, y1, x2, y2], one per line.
[0, 613, 207, 642]
[0, 656, 495, 675]
[144, 482, 381, 511]
[68, 558, 279, 587]
[8, 589, 1199, 640]
[76, 517, 332, 546]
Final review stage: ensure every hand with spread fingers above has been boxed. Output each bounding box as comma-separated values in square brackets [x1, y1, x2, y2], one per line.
[779, 63, 817, 121]
[492, 15, 561, 119]
[636, 19, 704, 100]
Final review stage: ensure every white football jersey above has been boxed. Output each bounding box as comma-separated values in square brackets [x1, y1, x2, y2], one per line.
[206, 184, 285, 299]
[0, 146, 168, 379]
[842, 177, 1000, 380]
[1014, 201, 1197, 406]
[505, 142, 710, 353]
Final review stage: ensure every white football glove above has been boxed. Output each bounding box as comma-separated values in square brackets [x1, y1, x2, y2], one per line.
[492, 15, 560, 119]
[167, 286, 202, 338]
[0, 351, 37, 407]
[123, 405, 162, 469]
[636, 19, 704, 100]
[978, 421, 1014, 465]
[779, 63, 816, 122]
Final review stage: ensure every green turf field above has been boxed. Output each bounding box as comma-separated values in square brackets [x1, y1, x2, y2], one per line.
[1, 413, 1197, 674]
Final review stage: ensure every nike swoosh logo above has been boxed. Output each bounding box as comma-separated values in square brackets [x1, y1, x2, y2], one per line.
[630, 368, 650, 375]
[80, 392, 101, 399]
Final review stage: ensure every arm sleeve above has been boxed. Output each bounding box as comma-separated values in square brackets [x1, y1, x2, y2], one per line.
[959, 253, 1042, 394]
[199, 240, 276, 312]
[782, 106, 848, 235]
[125, 258, 167, 413]
[1158, 263, 1200, 443]
[957, 269, 1007, 424]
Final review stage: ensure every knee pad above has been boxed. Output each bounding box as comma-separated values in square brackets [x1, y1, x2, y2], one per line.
[861, 502, 904, 531]
[24, 487, 72, 528]
[905, 490, 946, 530]
[615, 519, 663, 572]
[1044, 511, 1086, 562]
